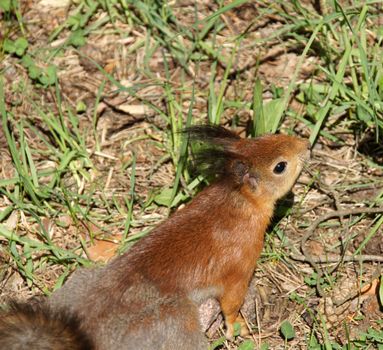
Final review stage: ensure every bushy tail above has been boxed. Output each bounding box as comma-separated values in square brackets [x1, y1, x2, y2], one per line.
[0, 301, 92, 350]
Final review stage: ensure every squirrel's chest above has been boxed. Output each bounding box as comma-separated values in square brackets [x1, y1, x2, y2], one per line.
[222, 210, 269, 248]
[217, 212, 269, 269]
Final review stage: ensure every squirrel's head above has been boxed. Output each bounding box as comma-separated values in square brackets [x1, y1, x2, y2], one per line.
[186, 125, 310, 203]
[234, 133, 310, 201]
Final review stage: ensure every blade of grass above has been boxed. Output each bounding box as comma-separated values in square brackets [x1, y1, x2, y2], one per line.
[309, 25, 351, 145]
[353, 214, 383, 256]
[169, 76, 196, 206]
[0, 224, 88, 264]
[335, 1, 380, 136]
[273, 22, 323, 134]
[123, 153, 136, 241]
[0, 83, 46, 205]
[252, 78, 265, 136]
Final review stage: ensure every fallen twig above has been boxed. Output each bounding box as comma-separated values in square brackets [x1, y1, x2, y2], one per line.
[291, 254, 383, 263]
[300, 207, 383, 297]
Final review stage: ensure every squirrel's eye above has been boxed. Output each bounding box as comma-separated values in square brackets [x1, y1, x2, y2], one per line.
[273, 161, 287, 174]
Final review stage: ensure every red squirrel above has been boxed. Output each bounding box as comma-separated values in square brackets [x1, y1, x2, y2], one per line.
[0, 125, 310, 349]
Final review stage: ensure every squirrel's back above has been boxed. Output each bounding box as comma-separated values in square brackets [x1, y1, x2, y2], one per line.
[46, 268, 208, 350]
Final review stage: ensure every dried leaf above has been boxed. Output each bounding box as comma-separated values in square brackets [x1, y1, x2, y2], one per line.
[87, 239, 120, 262]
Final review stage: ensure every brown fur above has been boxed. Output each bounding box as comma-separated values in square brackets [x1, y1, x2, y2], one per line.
[0, 302, 92, 350]
[0, 125, 310, 349]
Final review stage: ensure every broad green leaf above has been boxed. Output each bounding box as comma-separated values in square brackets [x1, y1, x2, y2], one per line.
[238, 340, 255, 350]
[69, 29, 86, 47]
[39, 65, 57, 86]
[0, 0, 11, 11]
[280, 320, 295, 340]
[21, 54, 34, 68]
[3, 38, 16, 53]
[154, 188, 172, 207]
[14, 37, 28, 56]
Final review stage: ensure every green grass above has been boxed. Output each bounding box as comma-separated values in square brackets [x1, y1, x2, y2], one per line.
[1, 0, 383, 348]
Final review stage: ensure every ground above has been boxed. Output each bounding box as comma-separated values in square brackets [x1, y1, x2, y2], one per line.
[0, 1, 382, 349]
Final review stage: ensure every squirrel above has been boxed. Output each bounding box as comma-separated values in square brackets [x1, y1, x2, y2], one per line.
[0, 125, 310, 350]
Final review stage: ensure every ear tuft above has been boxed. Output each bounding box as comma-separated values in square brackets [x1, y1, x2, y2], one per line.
[184, 124, 243, 181]
[183, 125, 240, 143]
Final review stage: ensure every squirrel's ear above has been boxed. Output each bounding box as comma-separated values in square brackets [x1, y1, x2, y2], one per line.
[232, 160, 257, 189]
